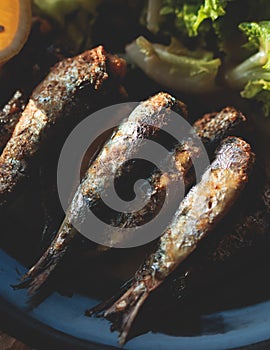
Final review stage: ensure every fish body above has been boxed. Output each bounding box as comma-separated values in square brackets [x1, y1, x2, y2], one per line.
[154, 183, 270, 308]
[89, 136, 255, 345]
[0, 46, 126, 206]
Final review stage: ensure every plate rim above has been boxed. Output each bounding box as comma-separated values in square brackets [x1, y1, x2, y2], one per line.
[1, 295, 270, 350]
[0, 296, 121, 350]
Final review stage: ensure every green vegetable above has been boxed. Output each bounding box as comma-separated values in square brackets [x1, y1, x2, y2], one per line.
[159, 0, 229, 37]
[32, 0, 270, 116]
[182, 0, 228, 36]
[241, 80, 270, 116]
[129, 0, 228, 95]
[129, 0, 270, 116]
[226, 21, 270, 115]
[126, 36, 221, 94]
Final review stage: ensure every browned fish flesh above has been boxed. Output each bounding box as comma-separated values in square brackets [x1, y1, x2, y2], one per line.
[0, 46, 127, 206]
[87, 136, 255, 345]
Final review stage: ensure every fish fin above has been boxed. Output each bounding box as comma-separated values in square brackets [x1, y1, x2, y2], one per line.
[112, 285, 150, 346]
[12, 224, 77, 294]
[85, 278, 134, 317]
[88, 277, 159, 346]
[12, 245, 67, 295]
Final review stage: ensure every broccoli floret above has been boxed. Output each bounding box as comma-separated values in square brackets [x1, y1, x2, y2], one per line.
[159, 0, 229, 37]
[225, 21, 270, 115]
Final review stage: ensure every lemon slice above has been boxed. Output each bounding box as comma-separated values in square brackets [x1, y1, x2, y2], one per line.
[0, 0, 32, 63]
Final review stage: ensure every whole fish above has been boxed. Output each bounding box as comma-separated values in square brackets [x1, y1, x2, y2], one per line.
[0, 46, 127, 206]
[88, 136, 255, 345]
[15, 103, 246, 295]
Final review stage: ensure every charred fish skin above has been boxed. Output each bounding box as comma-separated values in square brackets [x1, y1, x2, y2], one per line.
[88, 136, 255, 346]
[193, 106, 246, 146]
[0, 46, 127, 206]
[0, 90, 27, 150]
[15, 92, 187, 295]
[173, 106, 247, 183]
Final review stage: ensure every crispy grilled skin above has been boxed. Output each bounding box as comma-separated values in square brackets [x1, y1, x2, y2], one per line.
[0, 91, 27, 150]
[88, 136, 255, 346]
[0, 46, 126, 206]
[15, 92, 186, 294]
[173, 106, 246, 179]
[193, 106, 246, 145]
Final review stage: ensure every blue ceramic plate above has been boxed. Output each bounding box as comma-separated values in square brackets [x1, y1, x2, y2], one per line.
[1, 248, 270, 350]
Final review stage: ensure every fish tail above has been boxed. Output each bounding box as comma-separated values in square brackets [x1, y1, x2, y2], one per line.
[12, 225, 77, 295]
[12, 243, 68, 295]
[85, 278, 133, 317]
[87, 276, 159, 346]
